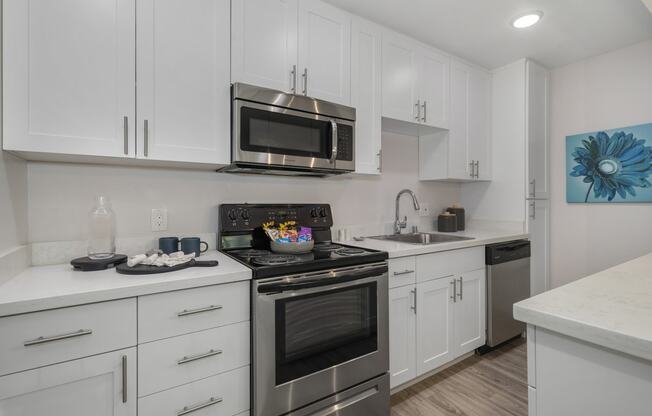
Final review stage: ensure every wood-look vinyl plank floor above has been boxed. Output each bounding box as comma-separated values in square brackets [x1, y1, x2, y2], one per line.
[391, 338, 528, 416]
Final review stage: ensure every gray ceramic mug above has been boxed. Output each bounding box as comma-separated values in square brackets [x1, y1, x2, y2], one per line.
[180, 237, 208, 257]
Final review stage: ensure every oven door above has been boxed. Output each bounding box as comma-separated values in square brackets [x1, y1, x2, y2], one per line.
[253, 263, 389, 416]
[233, 100, 355, 172]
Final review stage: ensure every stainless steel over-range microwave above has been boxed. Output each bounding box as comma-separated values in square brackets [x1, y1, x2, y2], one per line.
[223, 83, 356, 176]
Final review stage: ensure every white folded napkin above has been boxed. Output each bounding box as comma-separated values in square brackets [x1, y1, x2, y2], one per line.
[127, 251, 195, 268]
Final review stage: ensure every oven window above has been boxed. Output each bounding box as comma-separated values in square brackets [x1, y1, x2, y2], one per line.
[275, 283, 378, 385]
[241, 107, 331, 158]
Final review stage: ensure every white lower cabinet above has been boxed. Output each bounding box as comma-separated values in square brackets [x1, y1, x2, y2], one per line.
[0, 347, 137, 416]
[389, 251, 486, 389]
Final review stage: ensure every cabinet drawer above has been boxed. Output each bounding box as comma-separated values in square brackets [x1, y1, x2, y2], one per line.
[388, 256, 417, 288]
[138, 281, 249, 343]
[138, 321, 250, 397]
[416, 247, 484, 283]
[0, 299, 136, 376]
[138, 366, 249, 416]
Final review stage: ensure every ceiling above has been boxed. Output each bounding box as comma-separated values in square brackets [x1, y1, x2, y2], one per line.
[324, 0, 652, 69]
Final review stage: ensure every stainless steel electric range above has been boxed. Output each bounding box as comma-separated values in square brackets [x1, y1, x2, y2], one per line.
[219, 204, 390, 416]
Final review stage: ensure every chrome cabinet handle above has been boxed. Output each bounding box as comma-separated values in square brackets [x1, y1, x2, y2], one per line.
[415, 100, 421, 121]
[529, 179, 536, 197]
[290, 65, 297, 93]
[410, 288, 417, 313]
[177, 304, 222, 317]
[177, 397, 223, 416]
[393, 269, 415, 276]
[457, 277, 464, 300]
[24, 329, 93, 346]
[474, 161, 480, 178]
[469, 160, 475, 178]
[330, 120, 338, 164]
[143, 119, 149, 157]
[302, 67, 308, 95]
[177, 348, 223, 365]
[450, 279, 457, 303]
[377, 149, 382, 172]
[529, 201, 536, 220]
[123, 116, 129, 155]
[122, 354, 128, 403]
[422, 101, 427, 123]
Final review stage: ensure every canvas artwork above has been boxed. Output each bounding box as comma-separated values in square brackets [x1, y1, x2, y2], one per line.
[566, 122, 652, 203]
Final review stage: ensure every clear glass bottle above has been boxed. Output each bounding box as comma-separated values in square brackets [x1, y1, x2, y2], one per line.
[88, 196, 116, 259]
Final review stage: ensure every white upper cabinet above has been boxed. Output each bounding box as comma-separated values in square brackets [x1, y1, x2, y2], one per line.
[231, 0, 298, 93]
[231, 0, 351, 104]
[351, 17, 382, 175]
[382, 32, 418, 124]
[298, 0, 351, 105]
[468, 66, 492, 180]
[447, 60, 471, 180]
[2, 0, 136, 158]
[418, 47, 449, 129]
[137, 0, 231, 165]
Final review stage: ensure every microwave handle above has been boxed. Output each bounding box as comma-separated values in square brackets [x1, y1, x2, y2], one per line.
[329, 120, 338, 164]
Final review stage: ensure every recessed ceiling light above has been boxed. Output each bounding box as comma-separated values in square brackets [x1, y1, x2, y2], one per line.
[511, 11, 543, 29]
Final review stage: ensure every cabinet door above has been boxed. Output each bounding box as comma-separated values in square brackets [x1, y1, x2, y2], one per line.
[298, 0, 351, 104]
[454, 269, 486, 355]
[468, 67, 492, 180]
[3, 0, 136, 157]
[137, 0, 230, 164]
[0, 348, 137, 416]
[382, 31, 418, 123]
[418, 48, 450, 129]
[351, 17, 382, 175]
[389, 285, 417, 388]
[231, 0, 298, 92]
[416, 278, 455, 376]
[527, 60, 550, 199]
[528, 199, 549, 296]
[448, 60, 471, 180]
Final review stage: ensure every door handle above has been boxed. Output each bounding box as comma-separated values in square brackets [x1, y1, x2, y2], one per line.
[177, 397, 223, 416]
[457, 277, 463, 301]
[410, 288, 417, 313]
[474, 161, 479, 178]
[290, 65, 297, 93]
[469, 160, 475, 178]
[415, 100, 421, 121]
[177, 304, 223, 317]
[529, 179, 536, 197]
[123, 116, 129, 155]
[24, 329, 93, 346]
[450, 279, 457, 303]
[422, 101, 427, 123]
[122, 354, 128, 403]
[302, 68, 308, 95]
[529, 201, 536, 220]
[377, 149, 382, 172]
[177, 349, 223, 365]
[143, 119, 149, 157]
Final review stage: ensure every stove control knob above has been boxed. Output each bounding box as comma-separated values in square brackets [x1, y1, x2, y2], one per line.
[310, 208, 319, 218]
[227, 209, 238, 221]
[241, 209, 250, 220]
[319, 207, 327, 217]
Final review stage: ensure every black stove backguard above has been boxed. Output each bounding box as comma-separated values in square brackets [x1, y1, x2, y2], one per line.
[219, 204, 334, 250]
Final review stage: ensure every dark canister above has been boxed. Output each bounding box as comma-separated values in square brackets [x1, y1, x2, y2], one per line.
[447, 204, 465, 231]
[437, 212, 458, 232]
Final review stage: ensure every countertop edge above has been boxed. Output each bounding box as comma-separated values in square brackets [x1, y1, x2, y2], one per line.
[376, 233, 529, 258]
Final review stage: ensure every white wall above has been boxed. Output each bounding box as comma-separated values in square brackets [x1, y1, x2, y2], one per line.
[461, 60, 527, 225]
[27, 132, 460, 244]
[550, 39, 652, 287]
[0, 151, 28, 254]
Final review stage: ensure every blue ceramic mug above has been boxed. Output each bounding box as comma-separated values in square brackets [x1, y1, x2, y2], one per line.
[180, 237, 209, 257]
[159, 237, 180, 254]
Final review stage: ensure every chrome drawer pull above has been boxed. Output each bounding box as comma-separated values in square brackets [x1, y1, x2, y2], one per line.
[177, 304, 222, 317]
[122, 355, 128, 403]
[393, 269, 415, 276]
[177, 349, 223, 365]
[24, 329, 93, 346]
[177, 397, 223, 416]
[457, 276, 464, 300]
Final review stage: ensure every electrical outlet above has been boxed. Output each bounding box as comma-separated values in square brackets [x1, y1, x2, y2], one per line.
[151, 208, 168, 231]
[419, 203, 431, 217]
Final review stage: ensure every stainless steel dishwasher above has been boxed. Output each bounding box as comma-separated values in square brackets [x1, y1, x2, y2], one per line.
[483, 240, 531, 349]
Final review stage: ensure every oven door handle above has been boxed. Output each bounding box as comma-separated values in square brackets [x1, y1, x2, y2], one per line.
[257, 265, 388, 294]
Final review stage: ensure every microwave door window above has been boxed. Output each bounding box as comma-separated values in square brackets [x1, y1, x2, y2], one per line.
[275, 283, 378, 385]
[241, 107, 329, 158]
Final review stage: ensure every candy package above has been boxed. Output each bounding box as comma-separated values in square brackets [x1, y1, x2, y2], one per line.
[262, 221, 312, 244]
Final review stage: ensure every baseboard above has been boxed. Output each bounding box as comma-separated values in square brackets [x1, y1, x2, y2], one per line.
[390, 351, 475, 395]
[0, 245, 30, 284]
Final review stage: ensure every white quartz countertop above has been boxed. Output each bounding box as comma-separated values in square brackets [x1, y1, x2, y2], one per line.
[0, 251, 251, 317]
[514, 252, 652, 362]
[341, 227, 528, 258]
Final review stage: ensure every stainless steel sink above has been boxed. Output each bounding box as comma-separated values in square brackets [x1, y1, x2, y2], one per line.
[368, 232, 474, 245]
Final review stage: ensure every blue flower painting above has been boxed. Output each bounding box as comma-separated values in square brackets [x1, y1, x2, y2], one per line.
[567, 122, 652, 203]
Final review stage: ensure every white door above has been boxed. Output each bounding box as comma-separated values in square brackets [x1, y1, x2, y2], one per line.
[528, 199, 550, 296]
[527, 60, 550, 199]
[418, 47, 449, 129]
[382, 31, 418, 123]
[468, 67, 492, 180]
[3, 0, 136, 157]
[453, 269, 486, 355]
[137, 0, 230, 164]
[231, 0, 298, 92]
[448, 60, 471, 180]
[297, 0, 351, 104]
[351, 17, 382, 175]
[416, 277, 455, 376]
[0, 348, 137, 416]
[389, 285, 417, 388]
